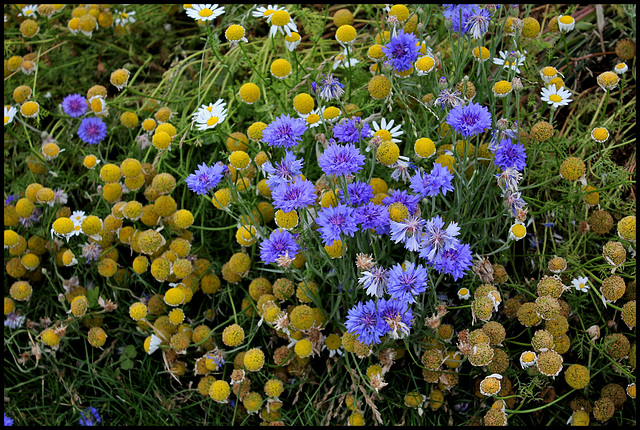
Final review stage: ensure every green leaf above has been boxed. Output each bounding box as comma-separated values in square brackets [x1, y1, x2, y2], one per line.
[86, 288, 100, 308]
[125, 344, 138, 359]
[120, 358, 134, 370]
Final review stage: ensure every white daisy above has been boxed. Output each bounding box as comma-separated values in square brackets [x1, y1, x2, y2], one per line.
[267, 9, 297, 38]
[186, 4, 225, 22]
[19, 4, 38, 18]
[284, 31, 301, 52]
[492, 50, 526, 74]
[571, 276, 590, 292]
[332, 48, 360, 70]
[457, 288, 471, 300]
[298, 107, 323, 128]
[371, 117, 404, 143]
[192, 99, 228, 131]
[148, 334, 162, 354]
[614, 62, 629, 74]
[114, 9, 136, 26]
[557, 15, 575, 32]
[540, 85, 572, 108]
[252, 4, 285, 19]
[519, 351, 537, 369]
[4, 105, 17, 126]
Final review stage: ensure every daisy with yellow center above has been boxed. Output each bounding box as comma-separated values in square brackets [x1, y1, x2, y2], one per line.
[540, 85, 572, 108]
[4, 105, 17, 126]
[333, 49, 359, 70]
[284, 31, 301, 51]
[114, 9, 136, 26]
[614, 62, 628, 74]
[457, 288, 471, 300]
[193, 99, 227, 131]
[185, 4, 225, 22]
[519, 350, 537, 369]
[590, 127, 609, 143]
[19, 4, 38, 18]
[540, 66, 559, 83]
[371, 117, 404, 143]
[557, 15, 575, 32]
[509, 221, 526, 241]
[252, 4, 284, 19]
[472, 46, 491, 62]
[299, 107, 323, 128]
[597, 71, 620, 91]
[225, 24, 248, 47]
[492, 80, 513, 98]
[267, 9, 297, 38]
[415, 56, 435, 75]
[492, 50, 526, 74]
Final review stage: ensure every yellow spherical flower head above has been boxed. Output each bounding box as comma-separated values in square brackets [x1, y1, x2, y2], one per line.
[221, 323, 245, 347]
[581, 184, 600, 206]
[244, 348, 266, 372]
[10, 281, 33, 301]
[559, 156, 585, 181]
[274, 209, 299, 230]
[247, 121, 268, 141]
[4, 230, 20, 249]
[492, 80, 512, 97]
[41, 328, 60, 347]
[290, 305, 314, 331]
[368, 44, 385, 62]
[229, 150, 251, 171]
[110, 68, 130, 91]
[5, 297, 16, 316]
[152, 131, 172, 150]
[296, 281, 318, 303]
[335, 24, 356, 45]
[602, 241, 626, 268]
[99, 163, 121, 183]
[164, 287, 186, 307]
[238, 82, 261, 105]
[386, 202, 408, 223]
[333, 8, 354, 27]
[83, 154, 100, 170]
[131, 255, 149, 274]
[564, 364, 590, 389]
[20, 101, 40, 118]
[264, 378, 284, 399]
[167, 307, 185, 325]
[97, 258, 118, 278]
[41, 142, 62, 161]
[509, 222, 526, 241]
[172, 258, 193, 278]
[236, 224, 257, 246]
[225, 132, 249, 152]
[389, 4, 410, 22]
[521, 16, 540, 38]
[293, 93, 314, 115]
[322, 106, 341, 123]
[120, 111, 139, 129]
[597, 71, 620, 91]
[294, 338, 313, 358]
[16, 198, 36, 219]
[616, 215, 635, 241]
[129, 302, 148, 321]
[210, 380, 231, 403]
[377, 141, 400, 166]
[368, 75, 391, 100]
[270, 59, 292, 79]
[20, 19, 39, 38]
[172, 209, 193, 229]
[243, 391, 263, 414]
[479, 374, 502, 397]
[212, 188, 231, 210]
[590, 127, 609, 143]
[415, 56, 435, 75]
[87, 326, 107, 348]
[536, 350, 563, 377]
[472, 46, 490, 61]
[324, 239, 346, 259]
[228, 252, 251, 275]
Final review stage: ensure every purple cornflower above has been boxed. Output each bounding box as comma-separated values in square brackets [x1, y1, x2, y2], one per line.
[383, 189, 421, 214]
[432, 242, 472, 281]
[82, 242, 102, 262]
[77, 117, 107, 145]
[319, 73, 345, 101]
[355, 202, 389, 230]
[503, 190, 527, 218]
[4, 414, 15, 426]
[463, 7, 491, 39]
[263, 151, 304, 190]
[409, 163, 454, 198]
[377, 297, 413, 339]
[260, 229, 300, 264]
[79, 406, 101, 426]
[381, 29, 421, 72]
[4, 194, 18, 206]
[53, 189, 68, 205]
[332, 117, 372, 144]
[434, 88, 464, 109]
[493, 138, 527, 172]
[387, 261, 428, 304]
[185, 162, 228, 195]
[446, 102, 492, 139]
[495, 167, 523, 194]
[419, 215, 461, 263]
[271, 178, 316, 213]
[315, 203, 358, 245]
[344, 300, 388, 345]
[19, 207, 41, 228]
[4, 312, 26, 329]
[262, 114, 308, 148]
[62, 93, 88, 118]
[442, 4, 479, 34]
[390, 213, 426, 252]
[358, 265, 389, 297]
[318, 142, 365, 177]
[338, 181, 374, 206]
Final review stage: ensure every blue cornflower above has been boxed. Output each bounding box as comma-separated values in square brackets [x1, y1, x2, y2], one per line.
[493, 138, 527, 172]
[4, 312, 26, 329]
[358, 265, 389, 297]
[442, 4, 478, 34]
[381, 29, 421, 72]
[62, 93, 88, 118]
[316, 203, 358, 245]
[503, 190, 527, 218]
[260, 229, 300, 264]
[344, 300, 388, 345]
[77, 117, 107, 145]
[332, 117, 372, 144]
[318, 142, 365, 177]
[338, 181, 374, 206]
[409, 164, 454, 198]
[79, 406, 101, 426]
[419, 215, 461, 263]
[355, 202, 389, 230]
[390, 213, 426, 252]
[318, 73, 345, 101]
[435, 88, 464, 109]
[271, 178, 316, 213]
[495, 167, 523, 194]
[377, 297, 413, 339]
[4, 194, 18, 206]
[387, 261, 428, 304]
[4, 414, 14, 426]
[263, 151, 304, 190]
[383, 189, 421, 214]
[262, 114, 307, 148]
[463, 7, 491, 39]
[432, 242, 473, 281]
[446, 102, 492, 139]
[185, 162, 227, 195]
